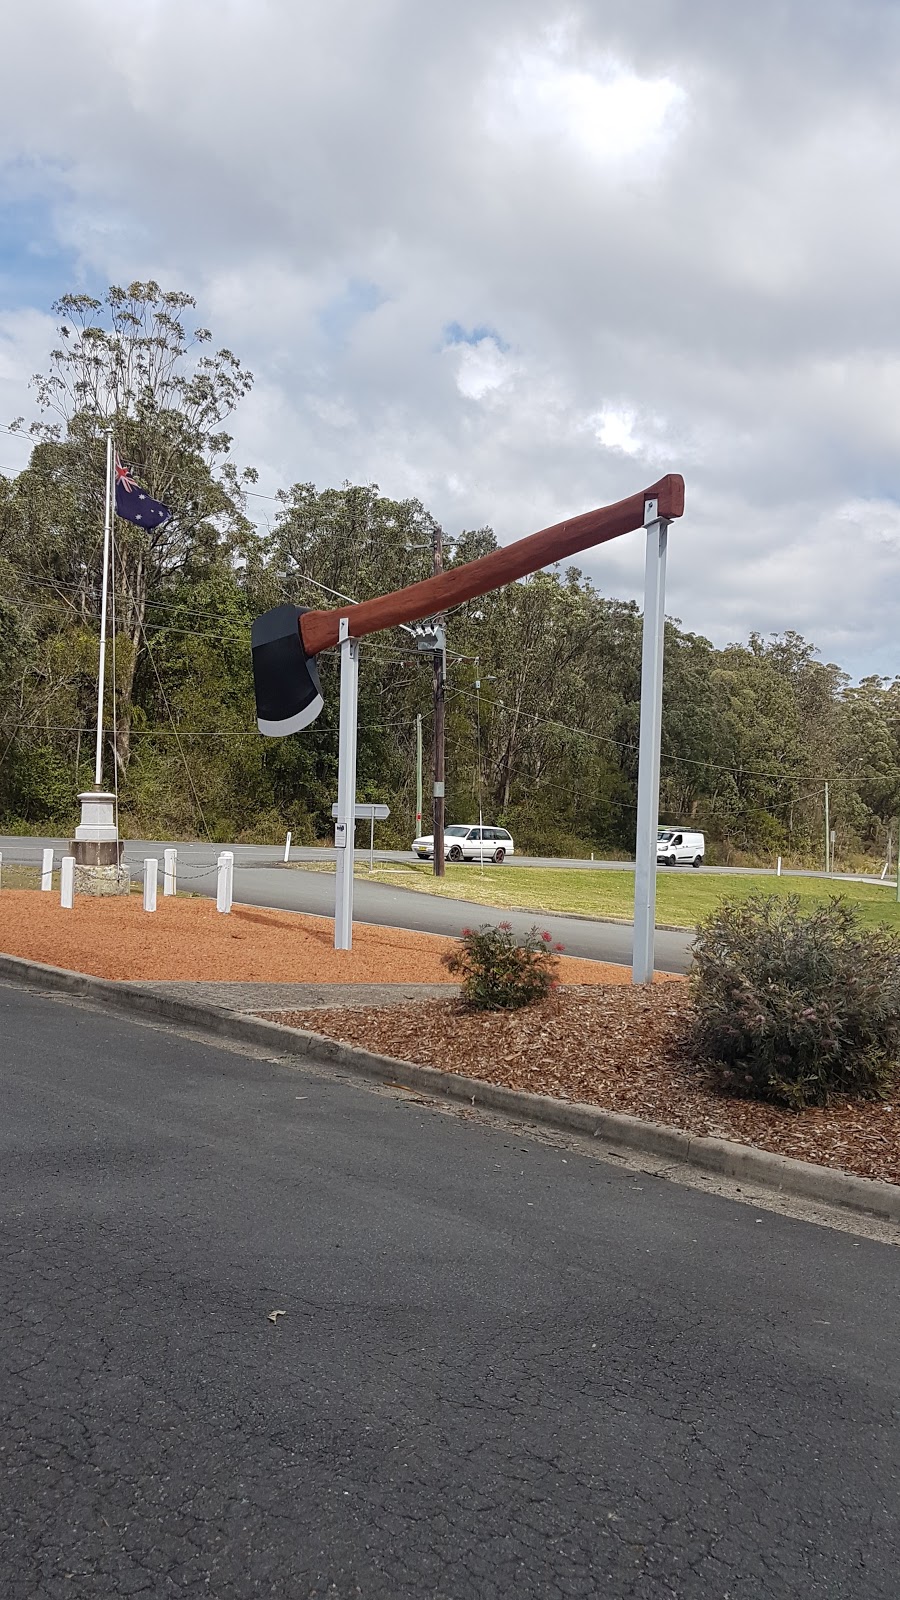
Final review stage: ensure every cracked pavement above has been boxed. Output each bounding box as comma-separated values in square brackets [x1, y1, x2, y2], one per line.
[1, 983, 899, 1598]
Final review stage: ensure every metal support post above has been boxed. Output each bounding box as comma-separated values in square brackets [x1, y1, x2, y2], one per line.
[824, 783, 830, 876]
[94, 430, 114, 788]
[415, 713, 423, 836]
[632, 499, 669, 984]
[432, 526, 446, 878]
[334, 619, 360, 950]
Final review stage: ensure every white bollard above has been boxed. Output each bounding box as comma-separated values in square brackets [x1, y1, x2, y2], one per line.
[163, 847, 177, 896]
[143, 858, 158, 912]
[0, 851, 3, 891]
[41, 847, 54, 891]
[217, 851, 234, 913]
[777, 856, 782, 877]
[60, 855, 75, 909]
[283, 831, 292, 862]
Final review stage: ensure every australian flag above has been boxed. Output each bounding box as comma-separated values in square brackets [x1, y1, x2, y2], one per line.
[114, 455, 172, 528]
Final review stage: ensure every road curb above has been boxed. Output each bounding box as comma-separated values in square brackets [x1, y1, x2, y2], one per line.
[2, 949, 898, 1226]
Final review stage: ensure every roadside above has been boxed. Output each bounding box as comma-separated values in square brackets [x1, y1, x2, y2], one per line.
[285, 857, 900, 932]
[261, 984, 900, 1189]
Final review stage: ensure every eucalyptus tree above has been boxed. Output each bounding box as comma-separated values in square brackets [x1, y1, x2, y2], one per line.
[5, 281, 256, 774]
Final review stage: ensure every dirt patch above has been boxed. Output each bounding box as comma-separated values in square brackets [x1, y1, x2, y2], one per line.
[0, 890, 660, 985]
[265, 986, 900, 1187]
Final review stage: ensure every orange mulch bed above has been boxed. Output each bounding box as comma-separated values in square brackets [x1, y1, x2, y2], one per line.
[0, 891, 661, 985]
[267, 986, 900, 1188]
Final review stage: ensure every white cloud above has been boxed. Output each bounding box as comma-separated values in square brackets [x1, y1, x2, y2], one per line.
[488, 44, 685, 166]
[1, 0, 899, 677]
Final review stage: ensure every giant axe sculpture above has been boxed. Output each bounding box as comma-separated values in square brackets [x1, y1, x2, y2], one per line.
[252, 473, 684, 973]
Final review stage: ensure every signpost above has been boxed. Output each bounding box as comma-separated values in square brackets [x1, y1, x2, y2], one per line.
[331, 802, 391, 874]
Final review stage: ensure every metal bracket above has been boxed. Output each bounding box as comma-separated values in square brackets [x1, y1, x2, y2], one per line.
[416, 624, 446, 654]
[339, 616, 350, 643]
[643, 497, 659, 527]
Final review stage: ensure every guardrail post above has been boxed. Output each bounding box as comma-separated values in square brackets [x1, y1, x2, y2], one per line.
[60, 855, 75, 908]
[143, 858, 158, 912]
[217, 851, 234, 914]
[163, 848, 177, 896]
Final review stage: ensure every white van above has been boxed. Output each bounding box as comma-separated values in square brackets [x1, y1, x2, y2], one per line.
[657, 828, 705, 867]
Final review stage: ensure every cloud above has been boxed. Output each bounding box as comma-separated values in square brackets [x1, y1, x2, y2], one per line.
[1, 0, 899, 676]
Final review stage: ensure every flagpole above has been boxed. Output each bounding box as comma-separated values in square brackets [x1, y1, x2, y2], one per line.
[94, 429, 114, 787]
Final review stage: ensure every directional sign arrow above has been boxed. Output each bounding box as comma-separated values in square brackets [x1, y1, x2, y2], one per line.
[330, 803, 390, 821]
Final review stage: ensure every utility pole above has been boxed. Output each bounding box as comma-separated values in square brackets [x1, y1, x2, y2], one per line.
[432, 525, 446, 877]
[415, 712, 423, 836]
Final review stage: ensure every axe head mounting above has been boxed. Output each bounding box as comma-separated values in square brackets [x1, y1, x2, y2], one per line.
[251, 604, 324, 735]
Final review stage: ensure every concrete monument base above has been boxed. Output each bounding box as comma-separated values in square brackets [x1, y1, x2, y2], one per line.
[70, 790, 130, 897]
[73, 863, 131, 897]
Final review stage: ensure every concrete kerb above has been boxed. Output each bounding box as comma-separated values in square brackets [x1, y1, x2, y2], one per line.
[1, 948, 899, 1226]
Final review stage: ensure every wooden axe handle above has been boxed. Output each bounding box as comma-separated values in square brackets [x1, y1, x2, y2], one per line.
[299, 473, 684, 656]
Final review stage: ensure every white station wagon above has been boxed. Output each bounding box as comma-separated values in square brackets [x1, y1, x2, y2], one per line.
[413, 824, 515, 864]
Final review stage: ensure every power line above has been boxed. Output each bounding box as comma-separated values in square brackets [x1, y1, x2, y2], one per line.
[448, 685, 830, 786]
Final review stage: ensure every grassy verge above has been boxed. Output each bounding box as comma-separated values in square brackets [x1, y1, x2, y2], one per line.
[317, 859, 900, 932]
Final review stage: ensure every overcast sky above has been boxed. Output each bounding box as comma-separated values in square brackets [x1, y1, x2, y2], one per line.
[1, 0, 899, 678]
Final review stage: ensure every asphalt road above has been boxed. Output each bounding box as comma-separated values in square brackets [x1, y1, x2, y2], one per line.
[2, 833, 891, 882]
[2, 983, 899, 1598]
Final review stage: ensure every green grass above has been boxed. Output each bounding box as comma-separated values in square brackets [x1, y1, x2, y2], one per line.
[1, 864, 45, 890]
[0, 865, 146, 896]
[358, 861, 900, 932]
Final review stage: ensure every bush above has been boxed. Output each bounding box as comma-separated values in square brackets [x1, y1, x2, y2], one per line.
[691, 895, 900, 1108]
[443, 922, 564, 1010]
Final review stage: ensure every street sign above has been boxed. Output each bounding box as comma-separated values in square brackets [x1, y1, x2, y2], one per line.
[331, 803, 390, 821]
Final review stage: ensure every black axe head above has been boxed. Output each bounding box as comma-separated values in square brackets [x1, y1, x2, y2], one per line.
[251, 604, 324, 735]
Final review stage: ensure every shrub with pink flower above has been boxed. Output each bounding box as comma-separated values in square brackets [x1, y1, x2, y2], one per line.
[442, 923, 565, 1010]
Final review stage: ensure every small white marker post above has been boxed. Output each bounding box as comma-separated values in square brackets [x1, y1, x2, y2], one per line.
[60, 855, 75, 909]
[163, 848, 177, 896]
[777, 856, 782, 877]
[143, 858, 158, 912]
[0, 851, 3, 891]
[283, 831, 292, 863]
[41, 848, 54, 891]
[632, 496, 670, 985]
[217, 851, 234, 914]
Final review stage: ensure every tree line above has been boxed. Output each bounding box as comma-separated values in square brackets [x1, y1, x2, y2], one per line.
[1, 283, 898, 867]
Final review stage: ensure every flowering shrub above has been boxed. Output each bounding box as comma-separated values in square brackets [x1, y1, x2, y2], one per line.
[443, 921, 564, 1010]
[691, 894, 900, 1108]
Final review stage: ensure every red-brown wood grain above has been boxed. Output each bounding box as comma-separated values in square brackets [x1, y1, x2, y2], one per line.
[299, 473, 684, 656]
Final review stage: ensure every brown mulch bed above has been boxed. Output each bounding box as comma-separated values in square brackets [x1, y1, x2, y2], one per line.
[264, 985, 900, 1188]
